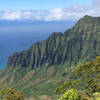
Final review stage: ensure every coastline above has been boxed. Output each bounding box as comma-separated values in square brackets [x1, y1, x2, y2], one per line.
[0, 64, 6, 70]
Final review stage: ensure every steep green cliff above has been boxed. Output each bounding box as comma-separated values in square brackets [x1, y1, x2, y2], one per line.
[1, 15, 100, 100]
[7, 15, 100, 69]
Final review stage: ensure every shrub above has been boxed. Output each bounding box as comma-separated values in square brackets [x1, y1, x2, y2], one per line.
[93, 92, 100, 100]
[0, 84, 24, 100]
[58, 89, 79, 100]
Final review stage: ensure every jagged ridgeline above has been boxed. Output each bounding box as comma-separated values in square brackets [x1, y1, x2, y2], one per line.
[7, 15, 100, 68]
[1, 15, 100, 100]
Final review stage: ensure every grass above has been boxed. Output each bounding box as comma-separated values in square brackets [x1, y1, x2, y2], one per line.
[0, 62, 75, 100]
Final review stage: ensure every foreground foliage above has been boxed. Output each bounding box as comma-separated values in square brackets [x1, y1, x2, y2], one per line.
[0, 83, 24, 100]
[58, 89, 100, 100]
[56, 57, 100, 100]
[58, 89, 79, 100]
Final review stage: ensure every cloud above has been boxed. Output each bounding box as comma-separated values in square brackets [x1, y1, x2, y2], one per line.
[44, 9, 62, 21]
[0, 10, 22, 20]
[0, 0, 100, 21]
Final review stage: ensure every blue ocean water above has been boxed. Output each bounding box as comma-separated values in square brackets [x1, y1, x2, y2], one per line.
[0, 64, 6, 70]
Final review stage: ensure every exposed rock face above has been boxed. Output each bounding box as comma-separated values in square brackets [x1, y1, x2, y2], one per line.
[7, 15, 100, 68]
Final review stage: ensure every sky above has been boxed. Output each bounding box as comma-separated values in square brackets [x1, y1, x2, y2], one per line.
[0, 0, 91, 10]
[0, 0, 99, 21]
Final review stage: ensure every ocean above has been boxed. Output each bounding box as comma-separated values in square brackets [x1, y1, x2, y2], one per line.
[0, 64, 6, 70]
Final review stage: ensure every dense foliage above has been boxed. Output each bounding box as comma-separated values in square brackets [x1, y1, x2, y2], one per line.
[56, 57, 100, 100]
[0, 83, 24, 100]
[58, 89, 79, 100]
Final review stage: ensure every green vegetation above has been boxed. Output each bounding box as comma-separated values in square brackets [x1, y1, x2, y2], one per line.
[1, 15, 100, 99]
[0, 83, 24, 100]
[0, 63, 74, 100]
[58, 89, 79, 100]
[56, 57, 100, 100]
[93, 92, 100, 100]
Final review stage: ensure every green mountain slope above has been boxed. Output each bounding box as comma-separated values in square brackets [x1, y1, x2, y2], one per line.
[7, 15, 100, 68]
[1, 15, 100, 100]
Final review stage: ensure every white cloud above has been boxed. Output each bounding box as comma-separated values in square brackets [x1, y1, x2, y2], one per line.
[0, 0, 100, 21]
[45, 9, 62, 21]
[0, 10, 22, 20]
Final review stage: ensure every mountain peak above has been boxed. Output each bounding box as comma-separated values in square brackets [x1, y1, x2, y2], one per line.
[79, 15, 100, 23]
[83, 15, 92, 18]
[78, 15, 93, 23]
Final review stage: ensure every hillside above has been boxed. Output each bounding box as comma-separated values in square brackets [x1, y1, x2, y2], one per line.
[7, 15, 100, 68]
[1, 15, 100, 100]
[55, 56, 100, 100]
